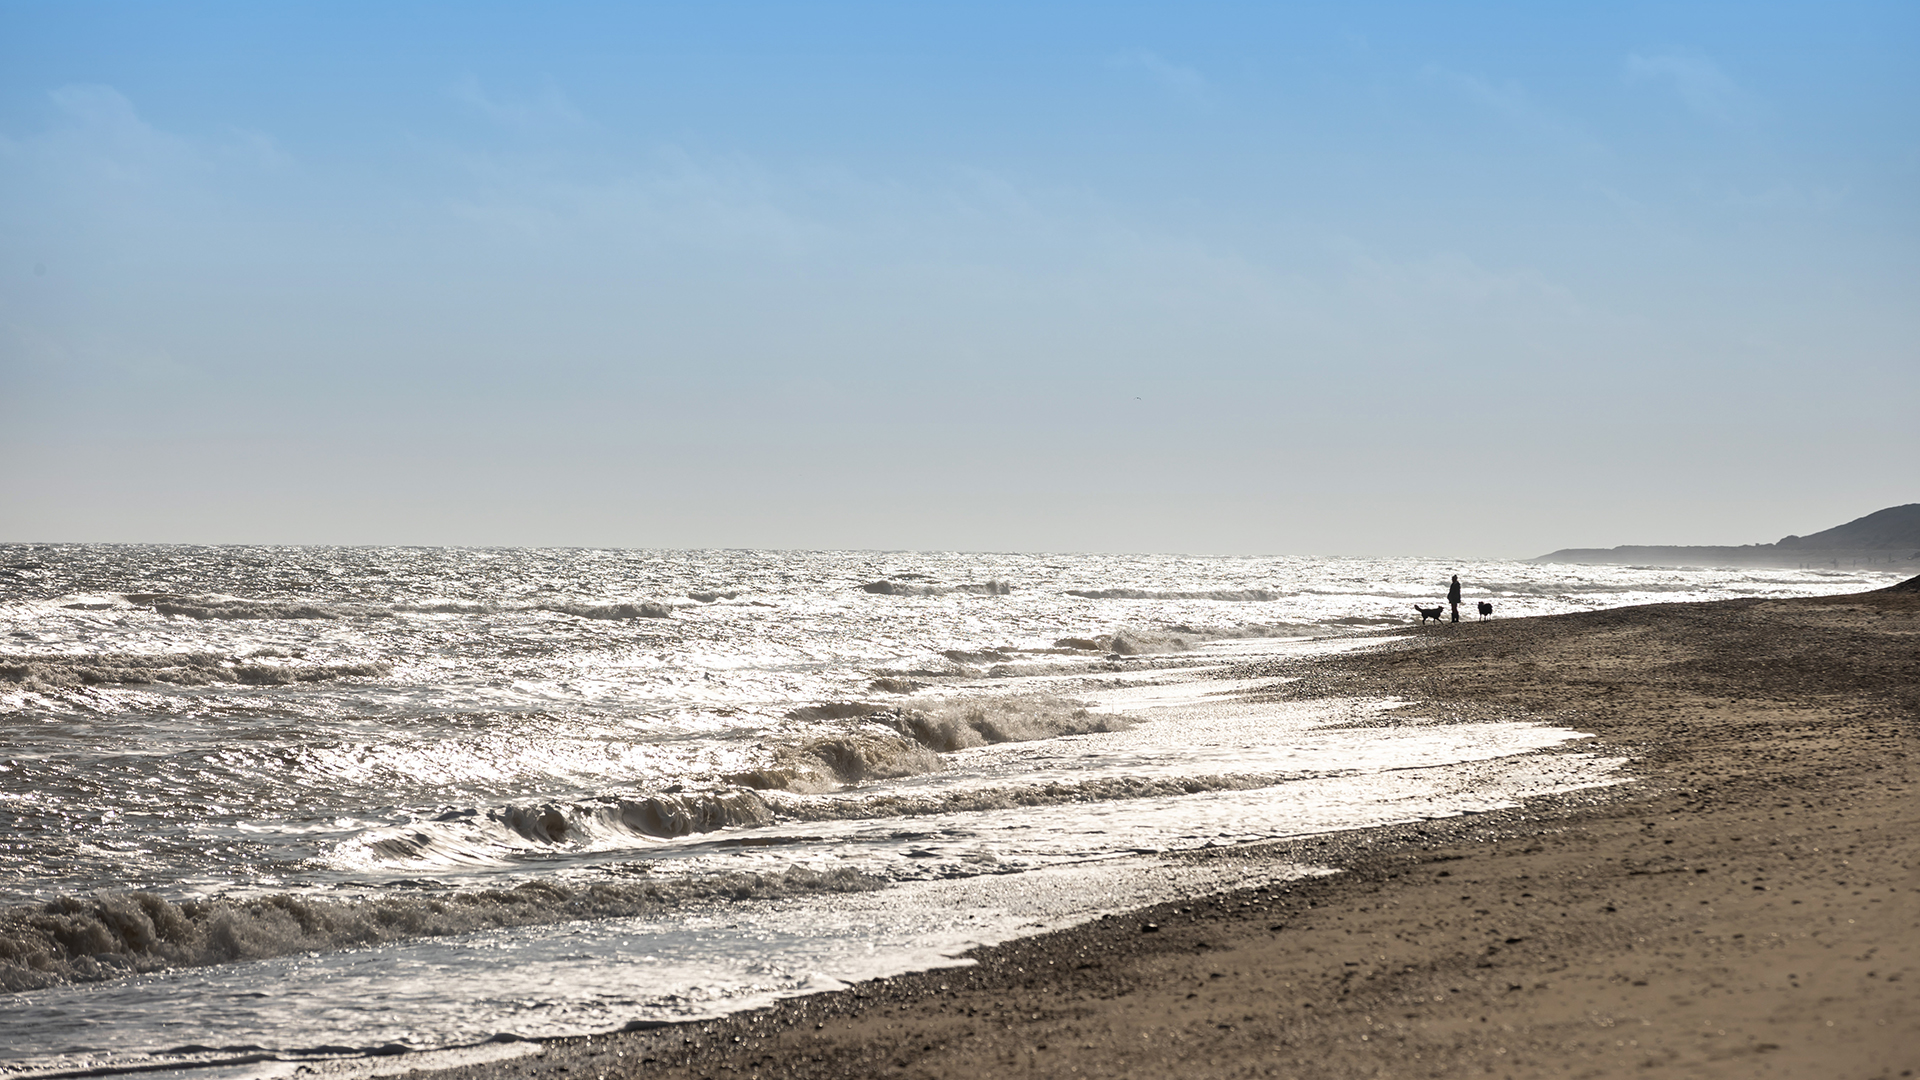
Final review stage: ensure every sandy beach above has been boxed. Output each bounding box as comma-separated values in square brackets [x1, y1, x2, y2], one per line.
[397, 580, 1919, 1080]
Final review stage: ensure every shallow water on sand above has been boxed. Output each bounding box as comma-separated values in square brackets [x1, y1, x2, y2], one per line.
[0, 546, 1897, 1076]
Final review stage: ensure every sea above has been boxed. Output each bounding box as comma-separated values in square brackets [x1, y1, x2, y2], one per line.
[0, 545, 1900, 1078]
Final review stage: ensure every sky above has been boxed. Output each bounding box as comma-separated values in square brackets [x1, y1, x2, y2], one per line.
[2, 1, 1915, 558]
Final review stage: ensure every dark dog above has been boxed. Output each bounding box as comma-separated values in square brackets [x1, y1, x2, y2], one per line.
[1477, 601, 1493, 620]
[1414, 605, 1445, 624]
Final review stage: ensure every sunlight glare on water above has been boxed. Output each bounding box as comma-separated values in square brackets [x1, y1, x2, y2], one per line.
[0, 545, 1900, 1076]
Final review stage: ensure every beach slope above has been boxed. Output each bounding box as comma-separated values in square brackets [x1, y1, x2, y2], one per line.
[412, 581, 1919, 1079]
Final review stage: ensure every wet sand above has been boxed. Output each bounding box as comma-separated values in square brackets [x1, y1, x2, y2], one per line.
[408, 581, 1919, 1080]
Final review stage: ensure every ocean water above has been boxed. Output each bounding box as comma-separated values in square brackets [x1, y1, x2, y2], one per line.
[0, 545, 1899, 1076]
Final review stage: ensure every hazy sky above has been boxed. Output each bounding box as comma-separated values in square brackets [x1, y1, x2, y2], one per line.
[3, 2, 1914, 557]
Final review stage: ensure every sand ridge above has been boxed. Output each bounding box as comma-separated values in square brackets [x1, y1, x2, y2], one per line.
[396, 585, 1918, 1079]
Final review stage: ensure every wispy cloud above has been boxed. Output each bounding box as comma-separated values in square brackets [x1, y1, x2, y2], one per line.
[447, 76, 589, 133]
[225, 127, 293, 170]
[1108, 49, 1211, 108]
[31, 84, 203, 184]
[1333, 244, 1584, 313]
[1625, 51, 1746, 125]
[1422, 67, 1603, 156]
[444, 145, 830, 257]
[3, 84, 292, 187]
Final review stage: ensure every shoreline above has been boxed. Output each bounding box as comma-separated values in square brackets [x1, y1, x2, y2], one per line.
[283, 584, 1920, 1077]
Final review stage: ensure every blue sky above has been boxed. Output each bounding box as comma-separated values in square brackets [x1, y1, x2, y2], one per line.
[2, 1, 1914, 556]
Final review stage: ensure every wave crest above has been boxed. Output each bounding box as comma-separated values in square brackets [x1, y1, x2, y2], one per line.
[772, 772, 1279, 823]
[0, 652, 391, 690]
[887, 693, 1129, 752]
[541, 601, 673, 620]
[1066, 588, 1281, 602]
[125, 593, 379, 620]
[729, 732, 942, 792]
[0, 865, 883, 993]
[1045, 629, 1192, 655]
[344, 790, 779, 866]
[112, 594, 675, 621]
[859, 580, 1011, 597]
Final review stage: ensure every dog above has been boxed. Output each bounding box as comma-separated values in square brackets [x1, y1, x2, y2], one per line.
[1477, 601, 1493, 620]
[1414, 605, 1445, 624]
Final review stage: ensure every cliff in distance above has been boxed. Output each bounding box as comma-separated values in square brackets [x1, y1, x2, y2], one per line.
[1534, 504, 1920, 569]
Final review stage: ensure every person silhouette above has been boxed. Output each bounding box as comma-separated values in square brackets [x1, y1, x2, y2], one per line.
[1447, 574, 1462, 624]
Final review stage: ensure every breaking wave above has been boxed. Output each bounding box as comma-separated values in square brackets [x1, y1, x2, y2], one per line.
[785, 702, 890, 722]
[726, 731, 942, 793]
[1066, 588, 1282, 602]
[859, 580, 1011, 597]
[1054, 622, 1325, 653]
[393, 600, 502, 615]
[111, 593, 675, 621]
[539, 601, 673, 620]
[738, 695, 1130, 789]
[125, 593, 383, 620]
[940, 647, 1017, 664]
[771, 771, 1288, 823]
[1047, 629, 1194, 654]
[341, 790, 779, 865]
[0, 865, 884, 992]
[0, 652, 392, 690]
[885, 693, 1130, 752]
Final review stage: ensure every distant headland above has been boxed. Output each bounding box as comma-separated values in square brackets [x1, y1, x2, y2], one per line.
[1533, 504, 1920, 569]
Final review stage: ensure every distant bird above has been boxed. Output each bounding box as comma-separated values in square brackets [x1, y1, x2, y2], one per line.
[1477, 601, 1494, 620]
